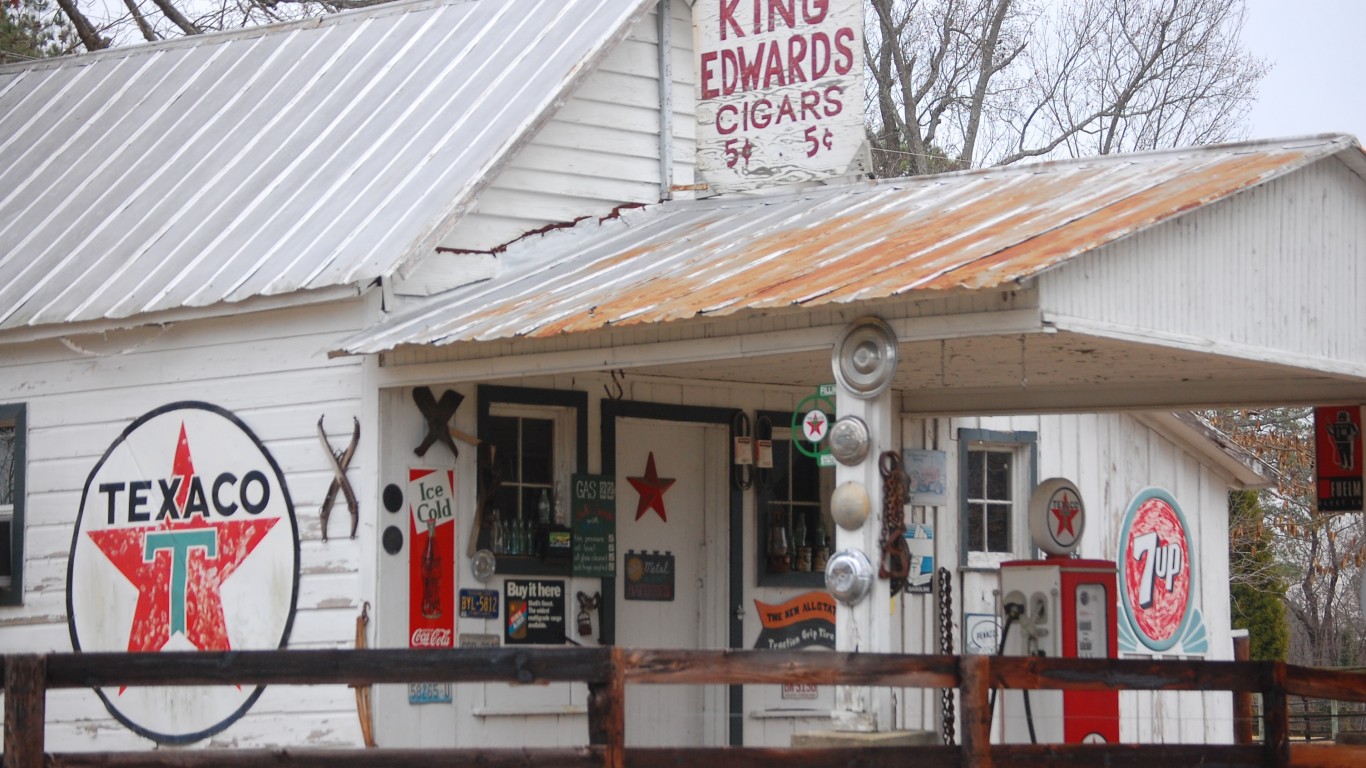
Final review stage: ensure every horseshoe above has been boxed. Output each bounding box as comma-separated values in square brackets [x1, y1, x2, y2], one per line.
[318, 415, 360, 541]
[413, 386, 463, 459]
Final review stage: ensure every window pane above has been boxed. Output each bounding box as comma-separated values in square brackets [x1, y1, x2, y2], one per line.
[987, 504, 1010, 552]
[495, 487, 520, 521]
[967, 502, 985, 551]
[967, 450, 984, 497]
[486, 416, 519, 481]
[791, 450, 820, 503]
[769, 440, 791, 502]
[520, 418, 554, 485]
[0, 427, 12, 507]
[986, 452, 1011, 501]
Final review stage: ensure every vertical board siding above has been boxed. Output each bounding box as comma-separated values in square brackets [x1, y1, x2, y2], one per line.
[437, 0, 695, 254]
[900, 411, 1239, 744]
[0, 299, 371, 749]
[1039, 157, 1366, 366]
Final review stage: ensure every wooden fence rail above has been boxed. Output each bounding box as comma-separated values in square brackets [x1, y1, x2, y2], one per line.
[3, 648, 1366, 768]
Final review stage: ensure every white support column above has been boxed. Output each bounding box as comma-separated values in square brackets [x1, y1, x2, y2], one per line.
[832, 385, 898, 731]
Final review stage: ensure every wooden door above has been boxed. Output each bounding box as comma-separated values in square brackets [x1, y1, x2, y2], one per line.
[613, 416, 728, 747]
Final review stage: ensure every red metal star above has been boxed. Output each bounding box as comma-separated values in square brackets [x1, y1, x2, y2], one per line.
[627, 452, 675, 522]
[1052, 493, 1080, 538]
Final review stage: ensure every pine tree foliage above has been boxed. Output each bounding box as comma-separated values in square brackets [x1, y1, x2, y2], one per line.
[1229, 489, 1289, 662]
[1, 0, 77, 63]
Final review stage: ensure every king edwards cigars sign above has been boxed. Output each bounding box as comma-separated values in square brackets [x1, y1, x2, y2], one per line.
[694, 0, 867, 192]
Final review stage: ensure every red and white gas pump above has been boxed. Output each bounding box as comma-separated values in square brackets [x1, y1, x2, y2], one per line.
[998, 478, 1120, 744]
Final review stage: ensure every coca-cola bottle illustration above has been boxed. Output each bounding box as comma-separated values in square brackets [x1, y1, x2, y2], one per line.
[420, 519, 442, 619]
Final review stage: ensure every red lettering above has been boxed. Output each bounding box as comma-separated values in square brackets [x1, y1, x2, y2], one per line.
[788, 34, 808, 83]
[803, 0, 828, 24]
[738, 44, 764, 91]
[721, 48, 740, 95]
[720, 0, 744, 40]
[833, 27, 855, 75]
[700, 51, 719, 99]
[809, 32, 831, 79]
[717, 104, 739, 135]
[776, 94, 798, 124]
[822, 84, 843, 117]
[752, 98, 773, 129]
[763, 43, 787, 88]
[800, 89, 820, 121]
[768, 0, 794, 31]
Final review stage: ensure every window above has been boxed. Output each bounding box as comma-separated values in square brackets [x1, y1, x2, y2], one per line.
[957, 428, 1035, 568]
[757, 411, 834, 587]
[476, 387, 586, 576]
[0, 403, 26, 606]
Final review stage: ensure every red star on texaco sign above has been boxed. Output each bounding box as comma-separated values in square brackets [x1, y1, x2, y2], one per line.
[1052, 493, 1080, 538]
[87, 423, 277, 656]
[628, 451, 675, 522]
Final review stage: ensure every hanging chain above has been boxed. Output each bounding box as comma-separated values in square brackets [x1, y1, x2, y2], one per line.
[878, 451, 910, 595]
[938, 566, 956, 746]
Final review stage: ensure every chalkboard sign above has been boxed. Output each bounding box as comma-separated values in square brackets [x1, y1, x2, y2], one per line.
[571, 474, 616, 578]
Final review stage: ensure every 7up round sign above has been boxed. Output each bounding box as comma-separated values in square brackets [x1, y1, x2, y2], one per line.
[1117, 487, 1205, 655]
[67, 402, 300, 743]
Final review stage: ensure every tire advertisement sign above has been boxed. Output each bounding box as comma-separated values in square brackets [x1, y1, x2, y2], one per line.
[693, 0, 866, 193]
[67, 402, 299, 744]
[1315, 405, 1364, 512]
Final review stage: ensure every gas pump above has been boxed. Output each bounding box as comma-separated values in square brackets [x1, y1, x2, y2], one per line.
[997, 478, 1119, 744]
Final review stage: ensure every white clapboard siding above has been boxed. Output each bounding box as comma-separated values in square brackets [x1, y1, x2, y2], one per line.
[0, 297, 373, 749]
[1039, 156, 1366, 371]
[433, 0, 696, 255]
[898, 411, 1240, 744]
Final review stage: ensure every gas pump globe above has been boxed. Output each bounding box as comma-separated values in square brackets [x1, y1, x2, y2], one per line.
[998, 478, 1120, 745]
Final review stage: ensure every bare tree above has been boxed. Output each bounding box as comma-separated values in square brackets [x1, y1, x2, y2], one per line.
[865, 0, 1268, 177]
[1205, 408, 1366, 668]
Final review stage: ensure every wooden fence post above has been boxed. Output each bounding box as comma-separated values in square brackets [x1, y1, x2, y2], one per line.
[3, 654, 46, 768]
[587, 647, 625, 768]
[958, 654, 991, 768]
[1232, 632, 1253, 745]
[1263, 661, 1290, 767]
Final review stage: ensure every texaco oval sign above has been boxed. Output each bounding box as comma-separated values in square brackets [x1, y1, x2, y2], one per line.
[67, 402, 299, 744]
[1117, 488, 1193, 652]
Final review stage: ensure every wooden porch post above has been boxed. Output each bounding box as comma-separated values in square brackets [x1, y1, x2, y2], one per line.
[958, 653, 991, 768]
[1263, 661, 1290, 767]
[1231, 631, 1253, 745]
[3, 654, 46, 768]
[587, 646, 625, 768]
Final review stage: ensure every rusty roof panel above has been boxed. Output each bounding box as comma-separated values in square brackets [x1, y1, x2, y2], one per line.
[339, 135, 1359, 355]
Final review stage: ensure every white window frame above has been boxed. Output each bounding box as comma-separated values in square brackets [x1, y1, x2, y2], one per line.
[958, 428, 1036, 569]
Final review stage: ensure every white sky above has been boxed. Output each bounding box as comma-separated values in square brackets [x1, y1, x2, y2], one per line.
[1242, 0, 1366, 142]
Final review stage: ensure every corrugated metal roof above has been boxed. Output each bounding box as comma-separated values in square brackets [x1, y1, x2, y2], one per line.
[339, 134, 1366, 355]
[0, 0, 652, 331]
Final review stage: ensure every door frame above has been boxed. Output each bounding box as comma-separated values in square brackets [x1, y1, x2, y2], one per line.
[600, 399, 744, 745]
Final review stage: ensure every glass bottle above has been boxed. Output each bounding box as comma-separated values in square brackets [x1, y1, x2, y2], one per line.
[420, 519, 442, 619]
[537, 488, 551, 525]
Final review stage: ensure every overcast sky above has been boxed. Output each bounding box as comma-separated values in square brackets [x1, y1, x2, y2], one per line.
[1243, 0, 1366, 142]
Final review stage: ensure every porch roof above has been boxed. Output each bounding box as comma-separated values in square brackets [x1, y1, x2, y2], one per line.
[344, 134, 1366, 414]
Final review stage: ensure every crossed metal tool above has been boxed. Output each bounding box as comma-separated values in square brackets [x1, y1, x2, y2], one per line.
[413, 386, 463, 459]
[318, 415, 360, 541]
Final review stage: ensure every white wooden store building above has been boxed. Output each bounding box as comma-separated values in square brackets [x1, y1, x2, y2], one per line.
[2, 0, 1366, 752]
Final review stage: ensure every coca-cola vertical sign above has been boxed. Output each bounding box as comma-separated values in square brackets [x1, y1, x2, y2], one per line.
[408, 468, 456, 651]
[694, 0, 867, 193]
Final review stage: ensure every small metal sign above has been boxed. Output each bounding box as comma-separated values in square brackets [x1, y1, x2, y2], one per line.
[624, 550, 675, 601]
[1315, 406, 1364, 512]
[407, 682, 451, 705]
[505, 579, 567, 645]
[459, 588, 499, 619]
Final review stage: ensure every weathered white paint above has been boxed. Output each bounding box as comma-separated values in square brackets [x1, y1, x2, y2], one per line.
[413, 0, 697, 278]
[898, 411, 1245, 744]
[1039, 156, 1366, 382]
[0, 297, 373, 749]
[691, 0, 866, 192]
